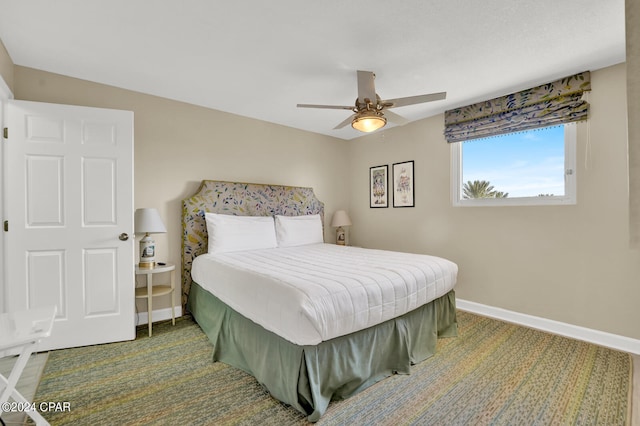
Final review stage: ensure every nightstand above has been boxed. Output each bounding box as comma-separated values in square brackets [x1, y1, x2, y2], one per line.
[135, 263, 175, 337]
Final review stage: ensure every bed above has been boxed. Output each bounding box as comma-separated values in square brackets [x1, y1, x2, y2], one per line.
[182, 180, 458, 422]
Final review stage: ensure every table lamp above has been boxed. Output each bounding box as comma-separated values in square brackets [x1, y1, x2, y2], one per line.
[135, 208, 167, 268]
[331, 210, 352, 246]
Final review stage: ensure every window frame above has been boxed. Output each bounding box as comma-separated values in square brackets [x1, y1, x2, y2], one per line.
[450, 125, 577, 207]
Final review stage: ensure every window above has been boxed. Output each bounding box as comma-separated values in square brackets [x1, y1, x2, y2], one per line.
[451, 124, 576, 206]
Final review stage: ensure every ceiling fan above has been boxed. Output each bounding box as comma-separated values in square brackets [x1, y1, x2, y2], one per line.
[297, 70, 446, 133]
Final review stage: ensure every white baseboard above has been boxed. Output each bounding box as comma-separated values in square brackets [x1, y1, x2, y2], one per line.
[456, 298, 640, 355]
[136, 306, 183, 326]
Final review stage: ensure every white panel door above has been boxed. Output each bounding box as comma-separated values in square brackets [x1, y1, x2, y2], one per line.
[4, 100, 135, 350]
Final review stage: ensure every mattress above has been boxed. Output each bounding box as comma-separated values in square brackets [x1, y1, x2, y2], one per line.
[191, 243, 457, 346]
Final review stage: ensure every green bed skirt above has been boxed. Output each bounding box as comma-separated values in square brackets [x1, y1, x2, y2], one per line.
[187, 282, 457, 422]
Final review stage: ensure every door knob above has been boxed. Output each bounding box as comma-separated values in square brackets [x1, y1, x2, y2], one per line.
[119, 233, 129, 241]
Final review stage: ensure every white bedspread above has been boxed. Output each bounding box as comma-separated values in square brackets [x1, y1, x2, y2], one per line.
[191, 243, 457, 346]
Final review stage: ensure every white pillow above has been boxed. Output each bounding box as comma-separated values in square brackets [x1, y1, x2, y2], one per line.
[275, 214, 324, 247]
[205, 213, 277, 253]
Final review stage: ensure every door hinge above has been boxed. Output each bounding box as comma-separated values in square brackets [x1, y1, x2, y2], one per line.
[3, 221, 8, 232]
[3, 127, 7, 139]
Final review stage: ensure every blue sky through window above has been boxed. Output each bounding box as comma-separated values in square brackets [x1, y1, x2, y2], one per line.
[462, 125, 565, 197]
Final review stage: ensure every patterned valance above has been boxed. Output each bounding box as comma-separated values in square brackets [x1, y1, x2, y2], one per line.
[444, 72, 591, 143]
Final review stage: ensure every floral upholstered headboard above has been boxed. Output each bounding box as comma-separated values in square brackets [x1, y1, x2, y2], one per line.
[181, 180, 325, 308]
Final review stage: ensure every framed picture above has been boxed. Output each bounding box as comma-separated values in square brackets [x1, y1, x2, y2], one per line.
[393, 161, 415, 207]
[369, 165, 389, 208]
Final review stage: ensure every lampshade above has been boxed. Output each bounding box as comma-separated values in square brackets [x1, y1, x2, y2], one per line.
[331, 210, 352, 228]
[135, 208, 167, 234]
[352, 111, 387, 133]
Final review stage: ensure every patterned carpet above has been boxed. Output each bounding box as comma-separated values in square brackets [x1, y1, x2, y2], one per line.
[30, 311, 631, 425]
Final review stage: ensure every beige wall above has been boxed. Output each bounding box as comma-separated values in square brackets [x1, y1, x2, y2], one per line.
[0, 38, 14, 93]
[627, 0, 640, 245]
[6, 57, 640, 340]
[13, 66, 351, 313]
[347, 63, 640, 340]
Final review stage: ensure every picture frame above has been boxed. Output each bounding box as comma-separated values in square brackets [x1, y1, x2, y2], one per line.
[369, 165, 389, 208]
[392, 160, 415, 207]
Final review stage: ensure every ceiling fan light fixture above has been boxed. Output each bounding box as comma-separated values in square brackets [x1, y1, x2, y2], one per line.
[352, 110, 387, 133]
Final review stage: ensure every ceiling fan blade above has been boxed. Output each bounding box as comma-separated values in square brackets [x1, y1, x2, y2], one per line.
[383, 110, 409, 126]
[357, 70, 377, 106]
[333, 114, 357, 130]
[297, 103, 354, 110]
[383, 92, 447, 108]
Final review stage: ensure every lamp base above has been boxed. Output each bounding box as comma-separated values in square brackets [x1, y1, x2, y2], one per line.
[336, 226, 346, 246]
[138, 261, 156, 269]
[139, 233, 156, 268]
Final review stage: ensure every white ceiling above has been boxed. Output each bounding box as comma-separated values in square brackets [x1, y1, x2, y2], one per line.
[0, 0, 626, 140]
